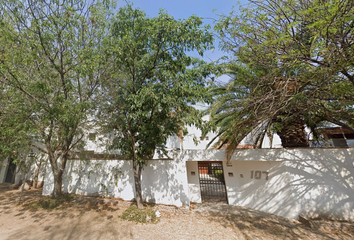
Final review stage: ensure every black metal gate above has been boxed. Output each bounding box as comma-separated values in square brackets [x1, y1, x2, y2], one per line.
[198, 161, 227, 203]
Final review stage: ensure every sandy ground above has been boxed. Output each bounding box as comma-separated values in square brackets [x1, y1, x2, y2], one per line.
[1, 184, 354, 240]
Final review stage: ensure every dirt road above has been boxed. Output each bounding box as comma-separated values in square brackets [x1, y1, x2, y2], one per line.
[0, 186, 353, 240]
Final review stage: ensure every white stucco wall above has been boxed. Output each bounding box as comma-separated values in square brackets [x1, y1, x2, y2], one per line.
[170, 114, 284, 150]
[224, 161, 298, 218]
[283, 149, 354, 220]
[141, 158, 189, 206]
[186, 161, 202, 203]
[182, 149, 298, 218]
[42, 148, 354, 221]
[43, 158, 190, 207]
[181, 148, 354, 220]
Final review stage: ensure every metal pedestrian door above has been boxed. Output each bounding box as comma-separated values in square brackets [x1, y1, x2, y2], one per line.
[198, 161, 227, 203]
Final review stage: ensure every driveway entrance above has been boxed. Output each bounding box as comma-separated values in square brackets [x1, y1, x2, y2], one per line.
[198, 161, 227, 203]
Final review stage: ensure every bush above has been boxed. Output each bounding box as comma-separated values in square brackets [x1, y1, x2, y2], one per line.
[213, 169, 225, 183]
[121, 205, 158, 223]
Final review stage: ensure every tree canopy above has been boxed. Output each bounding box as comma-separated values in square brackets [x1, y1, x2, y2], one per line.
[1, 1, 215, 205]
[100, 6, 215, 208]
[0, 0, 112, 197]
[208, 0, 354, 155]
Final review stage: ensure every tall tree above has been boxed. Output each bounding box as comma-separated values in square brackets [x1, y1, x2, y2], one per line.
[101, 6, 214, 208]
[209, 0, 354, 153]
[0, 0, 112, 197]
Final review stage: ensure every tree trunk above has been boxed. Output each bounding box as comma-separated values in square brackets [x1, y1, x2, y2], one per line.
[33, 161, 42, 189]
[276, 117, 309, 148]
[49, 152, 68, 198]
[133, 159, 144, 209]
[18, 168, 29, 204]
[52, 170, 63, 198]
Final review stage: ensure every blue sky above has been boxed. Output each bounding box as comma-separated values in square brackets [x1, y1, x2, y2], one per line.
[116, 0, 249, 20]
[116, 0, 251, 83]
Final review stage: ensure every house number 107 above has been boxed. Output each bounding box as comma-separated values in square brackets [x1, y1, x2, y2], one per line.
[250, 171, 269, 180]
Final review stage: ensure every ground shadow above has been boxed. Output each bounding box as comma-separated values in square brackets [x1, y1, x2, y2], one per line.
[194, 202, 354, 240]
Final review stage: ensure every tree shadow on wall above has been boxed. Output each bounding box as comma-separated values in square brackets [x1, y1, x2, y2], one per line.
[282, 149, 354, 220]
[141, 156, 189, 207]
[231, 148, 354, 221]
[63, 159, 134, 200]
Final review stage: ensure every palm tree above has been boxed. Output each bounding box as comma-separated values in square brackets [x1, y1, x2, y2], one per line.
[207, 61, 354, 159]
[207, 63, 312, 158]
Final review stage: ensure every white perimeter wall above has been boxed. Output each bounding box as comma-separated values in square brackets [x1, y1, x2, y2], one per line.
[182, 148, 354, 220]
[42, 157, 190, 207]
[283, 149, 354, 220]
[223, 161, 297, 218]
[42, 148, 354, 221]
[186, 161, 201, 203]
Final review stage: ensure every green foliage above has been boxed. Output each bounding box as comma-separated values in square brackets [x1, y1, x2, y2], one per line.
[121, 205, 158, 223]
[213, 169, 224, 183]
[1, 2, 214, 201]
[99, 5, 215, 207]
[101, 6, 215, 165]
[208, 0, 354, 153]
[0, 0, 114, 197]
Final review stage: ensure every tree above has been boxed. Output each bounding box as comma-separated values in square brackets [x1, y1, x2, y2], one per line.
[0, 86, 31, 160]
[100, 6, 214, 208]
[0, 20, 32, 165]
[208, 0, 354, 153]
[0, 0, 112, 197]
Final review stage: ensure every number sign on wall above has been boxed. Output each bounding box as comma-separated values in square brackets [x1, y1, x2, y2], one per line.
[250, 171, 269, 180]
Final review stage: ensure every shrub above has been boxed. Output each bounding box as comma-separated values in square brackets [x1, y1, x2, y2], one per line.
[214, 169, 225, 183]
[120, 205, 158, 223]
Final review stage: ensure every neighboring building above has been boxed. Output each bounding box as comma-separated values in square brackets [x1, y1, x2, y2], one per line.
[311, 127, 354, 148]
[0, 152, 46, 186]
[0, 158, 17, 184]
[166, 116, 284, 150]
